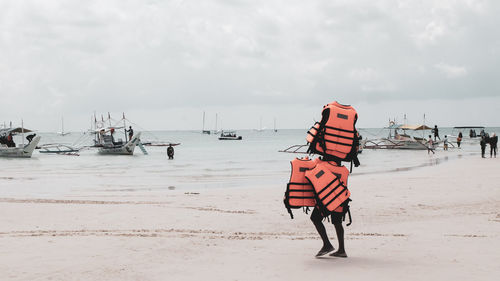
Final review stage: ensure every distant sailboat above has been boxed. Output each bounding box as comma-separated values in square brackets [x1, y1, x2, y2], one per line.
[255, 116, 265, 132]
[274, 117, 278, 132]
[58, 117, 70, 136]
[202, 111, 211, 134]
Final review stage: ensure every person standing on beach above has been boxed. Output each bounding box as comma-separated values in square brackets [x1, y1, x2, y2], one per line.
[427, 135, 434, 154]
[310, 203, 348, 258]
[457, 132, 463, 148]
[480, 136, 487, 158]
[432, 125, 441, 141]
[443, 135, 448, 151]
[489, 133, 497, 158]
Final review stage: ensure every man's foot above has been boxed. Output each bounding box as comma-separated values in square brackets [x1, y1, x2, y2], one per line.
[329, 250, 348, 258]
[315, 245, 334, 257]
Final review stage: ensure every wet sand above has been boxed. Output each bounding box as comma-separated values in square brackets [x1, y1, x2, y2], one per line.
[0, 155, 499, 281]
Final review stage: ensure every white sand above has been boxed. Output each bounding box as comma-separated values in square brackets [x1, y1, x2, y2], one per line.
[0, 155, 499, 281]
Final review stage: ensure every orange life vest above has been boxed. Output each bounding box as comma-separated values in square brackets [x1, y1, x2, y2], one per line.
[305, 160, 350, 216]
[284, 157, 318, 219]
[307, 102, 358, 163]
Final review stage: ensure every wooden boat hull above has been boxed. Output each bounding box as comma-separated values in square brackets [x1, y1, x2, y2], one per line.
[218, 136, 242, 140]
[0, 136, 41, 158]
[98, 133, 141, 155]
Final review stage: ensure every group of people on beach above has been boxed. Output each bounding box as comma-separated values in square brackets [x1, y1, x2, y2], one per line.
[480, 133, 497, 158]
[427, 125, 498, 157]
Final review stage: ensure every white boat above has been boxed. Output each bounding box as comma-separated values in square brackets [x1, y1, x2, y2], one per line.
[98, 132, 142, 155]
[202, 111, 211, 134]
[58, 117, 70, 136]
[0, 127, 41, 158]
[91, 113, 145, 155]
[363, 123, 436, 150]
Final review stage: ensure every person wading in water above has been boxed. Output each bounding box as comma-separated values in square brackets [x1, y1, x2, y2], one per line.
[167, 144, 174, 159]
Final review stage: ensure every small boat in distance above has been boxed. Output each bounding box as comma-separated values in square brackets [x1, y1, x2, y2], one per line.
[202, 111, 211, 134]
[450, 126, 485, 143]
[58, 117, 70, 136]
[218, 130, 242, 140]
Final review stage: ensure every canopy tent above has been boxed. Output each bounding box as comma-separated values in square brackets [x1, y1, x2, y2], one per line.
[385, 124, 432, 131]
[399, 124, 432, 131]
[0, 127, 34, 135]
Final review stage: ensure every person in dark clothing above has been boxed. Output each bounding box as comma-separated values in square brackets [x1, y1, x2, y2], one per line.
[310, 206, 348, 258]
[167, 144, 174, 159]
[489, 133, 498, 158]
[480, 136, 487, 158]
[432, 125, 440, 141]
[26, 134, 36, 143]
[126, 126, 134, 141]
[7, 133, 15, 147]
[457, 132, 463, 148]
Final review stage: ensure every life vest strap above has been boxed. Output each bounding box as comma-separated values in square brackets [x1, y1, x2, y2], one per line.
[323, 131, 355, 140]
[322, 138, 353, 147]
[320, 183, 344, 206]
[288, 182, 311, 186]
[323, 186, 347, 209]
[324, 125, 355, 134]
[317, 178, 341, 196]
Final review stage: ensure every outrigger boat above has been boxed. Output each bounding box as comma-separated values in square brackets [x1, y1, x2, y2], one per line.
[218, 130, 242, 140]
[91, 113, 145, 155]
[0, 125, 41, 158]
[38, 143, 80, 155]
[362, 123, 436, 150]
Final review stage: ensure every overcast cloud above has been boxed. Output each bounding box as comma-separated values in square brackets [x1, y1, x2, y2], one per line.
[1, 0, 499, 131]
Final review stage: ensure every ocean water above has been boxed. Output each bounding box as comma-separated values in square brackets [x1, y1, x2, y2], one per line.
[0, 128, 497, 198]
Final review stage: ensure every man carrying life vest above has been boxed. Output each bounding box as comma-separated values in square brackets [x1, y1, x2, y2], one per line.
[308, 159, 350, 258]
[284, 101, 358, 258]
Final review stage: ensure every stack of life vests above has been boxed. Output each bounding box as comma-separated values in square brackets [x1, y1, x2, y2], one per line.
[284, 101, 360, 224]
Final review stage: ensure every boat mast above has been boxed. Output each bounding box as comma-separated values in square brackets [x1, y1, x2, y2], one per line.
[61, 116, 65, 135]
[215, 113, 218, 133]
[21, 119, 25, 147]
[203, 111, 206, 132]
[423, 114, 426, 139]
[274, 117, 277, 132]
[123, 113, 127, 141]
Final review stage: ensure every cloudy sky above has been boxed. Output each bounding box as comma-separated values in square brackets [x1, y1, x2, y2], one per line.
[1, 0, 499, 131]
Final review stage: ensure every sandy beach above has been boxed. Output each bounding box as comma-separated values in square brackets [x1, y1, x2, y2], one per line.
[0, 154, 499, 281]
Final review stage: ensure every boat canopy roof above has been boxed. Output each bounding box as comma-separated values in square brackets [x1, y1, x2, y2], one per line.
[0, 127, 34, 135]
[453, 126, 485, 129]
[399, 124, 432, 131]
[386, 124, 432, 130]
[91, 126, 124, 133]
